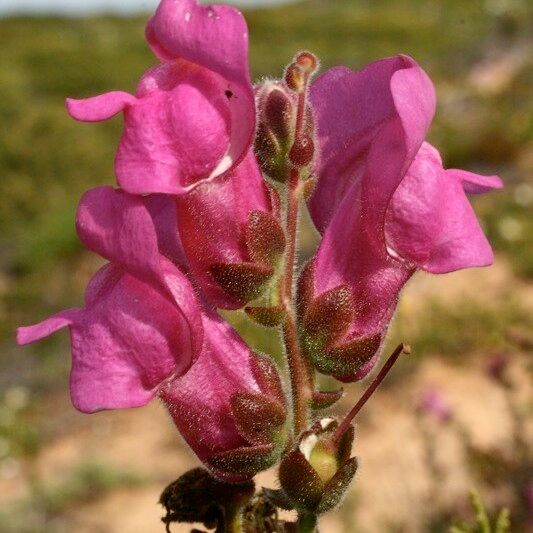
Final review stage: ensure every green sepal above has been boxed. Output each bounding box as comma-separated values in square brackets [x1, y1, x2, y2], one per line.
[246, 210, 286, 266]
[231, 392, 286, 445]
[208, 443, 276, 477]
[336, 425, 355, 465]
[303, 285, 354, 346]
[317, 457, 358, 514]
[210, 262, 273, 304]
[279, 450, 324, 512]
[310, 389, 344, 410]
[309, 333, 381, 378]
[245, 305, 286, 327]
[249, 353, 286, 406]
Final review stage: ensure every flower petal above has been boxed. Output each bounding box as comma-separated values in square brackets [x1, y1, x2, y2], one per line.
[115, 61, 232, 195]
[76, 186, 203, 356]
[385, 143, 499, 273]
[18, 264, 198, 413]
[146, 0, 255, 180]
[448, 169, 503, 194]
[146, 0, 250, 92]
[66, 91, 136, 122]
[17, 309, 80, 345]
[309, 55, 436, 234]
[143, 194, 188, 268]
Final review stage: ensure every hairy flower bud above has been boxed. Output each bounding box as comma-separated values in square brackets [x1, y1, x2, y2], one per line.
[285, 63, 306, 93]
[278, 419, 358, 515]
[295, 51, 319, 74]
[255, 82, 296, 182]
[264, 87, 294, 142]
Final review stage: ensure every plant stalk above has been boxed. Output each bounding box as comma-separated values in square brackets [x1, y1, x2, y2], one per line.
[280, 80, 314, 437]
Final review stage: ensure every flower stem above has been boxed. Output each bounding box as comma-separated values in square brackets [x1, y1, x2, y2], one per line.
[281, 168, 312, 436]
[332, 343, 411, 445]
[226, 508, 245, 533]
[280, 78, 314, 437]
[297, 512, 318, 533]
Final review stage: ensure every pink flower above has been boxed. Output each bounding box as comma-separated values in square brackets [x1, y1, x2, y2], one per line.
[176, 150, 284, 309]
[300, 55, 503, 381]
[17, 187, 203, 412]
[17, 187, 286, 479]
[66, 0, 255, 196]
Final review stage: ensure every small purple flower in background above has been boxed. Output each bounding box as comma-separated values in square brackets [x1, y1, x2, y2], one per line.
[485, 352, 510, 384]
[418, 387, 453, 424]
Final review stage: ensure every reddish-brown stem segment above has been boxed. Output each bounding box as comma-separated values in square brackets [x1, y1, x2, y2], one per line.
[281, 169, 311, 436]
[280, 81, 313, 436]
[332, 343, 411, 445]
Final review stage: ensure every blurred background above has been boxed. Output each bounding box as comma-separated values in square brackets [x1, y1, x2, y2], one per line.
[0, 0, 531, 531]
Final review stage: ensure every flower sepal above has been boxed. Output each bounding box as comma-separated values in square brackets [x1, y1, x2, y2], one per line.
[207, 354, 288, 479]
[278, 419, 358, 515]
[298, 266, 381, 380]
[310, 389, 344, 411]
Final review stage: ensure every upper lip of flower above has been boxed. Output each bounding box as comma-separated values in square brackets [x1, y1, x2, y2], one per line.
[66, 0, 256, 197]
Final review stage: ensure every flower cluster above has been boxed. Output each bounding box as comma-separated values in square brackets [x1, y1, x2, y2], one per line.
[17, 0, 502, 526]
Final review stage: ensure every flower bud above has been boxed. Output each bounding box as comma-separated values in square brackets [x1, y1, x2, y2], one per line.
[289, 135, 315, 168]
[285, 63, 306, 93]
[295, 51, 319, 74]
[264, 86, 294, 142]
[278, 419, 358, 515]
[255, 82, 296, 182]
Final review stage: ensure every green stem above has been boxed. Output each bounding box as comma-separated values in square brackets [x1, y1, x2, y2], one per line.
[297, 512, 318, 533]
[226, 507, 245, 533]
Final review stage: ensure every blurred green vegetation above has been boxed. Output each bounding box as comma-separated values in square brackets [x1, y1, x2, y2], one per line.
[0, 0, 531, 460]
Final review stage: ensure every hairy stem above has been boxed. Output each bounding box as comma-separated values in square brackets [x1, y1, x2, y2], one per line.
[281, 168, 311, 436]
[280, 81, 314, 437]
